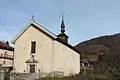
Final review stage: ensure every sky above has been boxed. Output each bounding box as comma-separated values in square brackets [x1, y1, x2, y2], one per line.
[0, 0, 120, 46]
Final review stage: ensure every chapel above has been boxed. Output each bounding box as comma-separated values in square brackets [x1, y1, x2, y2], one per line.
[11, 17, 80, 76]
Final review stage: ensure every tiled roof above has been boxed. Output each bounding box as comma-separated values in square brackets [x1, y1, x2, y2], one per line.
[0, 41, 14, 51]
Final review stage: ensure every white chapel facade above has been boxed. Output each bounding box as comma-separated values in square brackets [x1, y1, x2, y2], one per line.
[11, 18, 80, 76]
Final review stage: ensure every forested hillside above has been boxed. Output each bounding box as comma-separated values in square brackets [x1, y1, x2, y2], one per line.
[75, 33, 120, 79]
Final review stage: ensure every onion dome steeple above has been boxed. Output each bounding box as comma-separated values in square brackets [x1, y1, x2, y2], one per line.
[61, 16, 65, 33]
[57, 14, 69, 43]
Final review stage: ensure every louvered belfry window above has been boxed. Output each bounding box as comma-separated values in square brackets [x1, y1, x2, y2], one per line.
[31, 41, 36, 53]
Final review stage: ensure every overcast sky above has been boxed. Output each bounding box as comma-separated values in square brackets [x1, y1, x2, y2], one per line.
[0, 0, 120, 45]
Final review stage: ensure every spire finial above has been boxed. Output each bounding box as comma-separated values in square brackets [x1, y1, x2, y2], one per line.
[61, 12, 64, 20]
[60, 12, 65, 33]
[32, 15, 35, 21]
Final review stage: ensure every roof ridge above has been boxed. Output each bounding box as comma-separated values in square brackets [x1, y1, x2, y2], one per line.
[11, 20, 57, 44]
[31, 20, 57, 38]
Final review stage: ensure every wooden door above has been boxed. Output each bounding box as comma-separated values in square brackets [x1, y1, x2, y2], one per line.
[30, 65, 35, 73]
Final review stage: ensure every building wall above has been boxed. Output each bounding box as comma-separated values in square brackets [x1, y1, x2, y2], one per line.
[0, 49, 13, 67]
[53, 41, 80, 76]
[14, 24, 80, 76]
[14, 25, 54, 73]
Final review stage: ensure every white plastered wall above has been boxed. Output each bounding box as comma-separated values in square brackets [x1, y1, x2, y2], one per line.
[53, 41, 80, 76]
[14, 25, 54, 73]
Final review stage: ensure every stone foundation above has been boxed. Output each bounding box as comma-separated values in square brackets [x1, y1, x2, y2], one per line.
[10, 71, 64, 80]
[10, 73, 39, 80]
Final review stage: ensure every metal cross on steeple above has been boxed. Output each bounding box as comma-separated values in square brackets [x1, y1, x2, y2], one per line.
[61, 12, 64, 20]
[32, 15, 35, 21]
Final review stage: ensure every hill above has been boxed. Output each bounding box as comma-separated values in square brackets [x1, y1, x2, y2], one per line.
[75, 33, 120, 61]
[74, 33, 120, 79]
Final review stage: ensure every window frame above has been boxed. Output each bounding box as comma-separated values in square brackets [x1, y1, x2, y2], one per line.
[31, 41, 36, 53]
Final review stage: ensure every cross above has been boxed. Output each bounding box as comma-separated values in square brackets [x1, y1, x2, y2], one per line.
[32, 15, 35, 21]
[61, 12, 64, 20]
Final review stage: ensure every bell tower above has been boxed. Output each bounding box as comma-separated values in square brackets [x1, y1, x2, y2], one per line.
[57, 14, 69, 43]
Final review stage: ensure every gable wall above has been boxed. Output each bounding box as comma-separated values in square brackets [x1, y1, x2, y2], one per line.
[14, 25, 54, 73]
